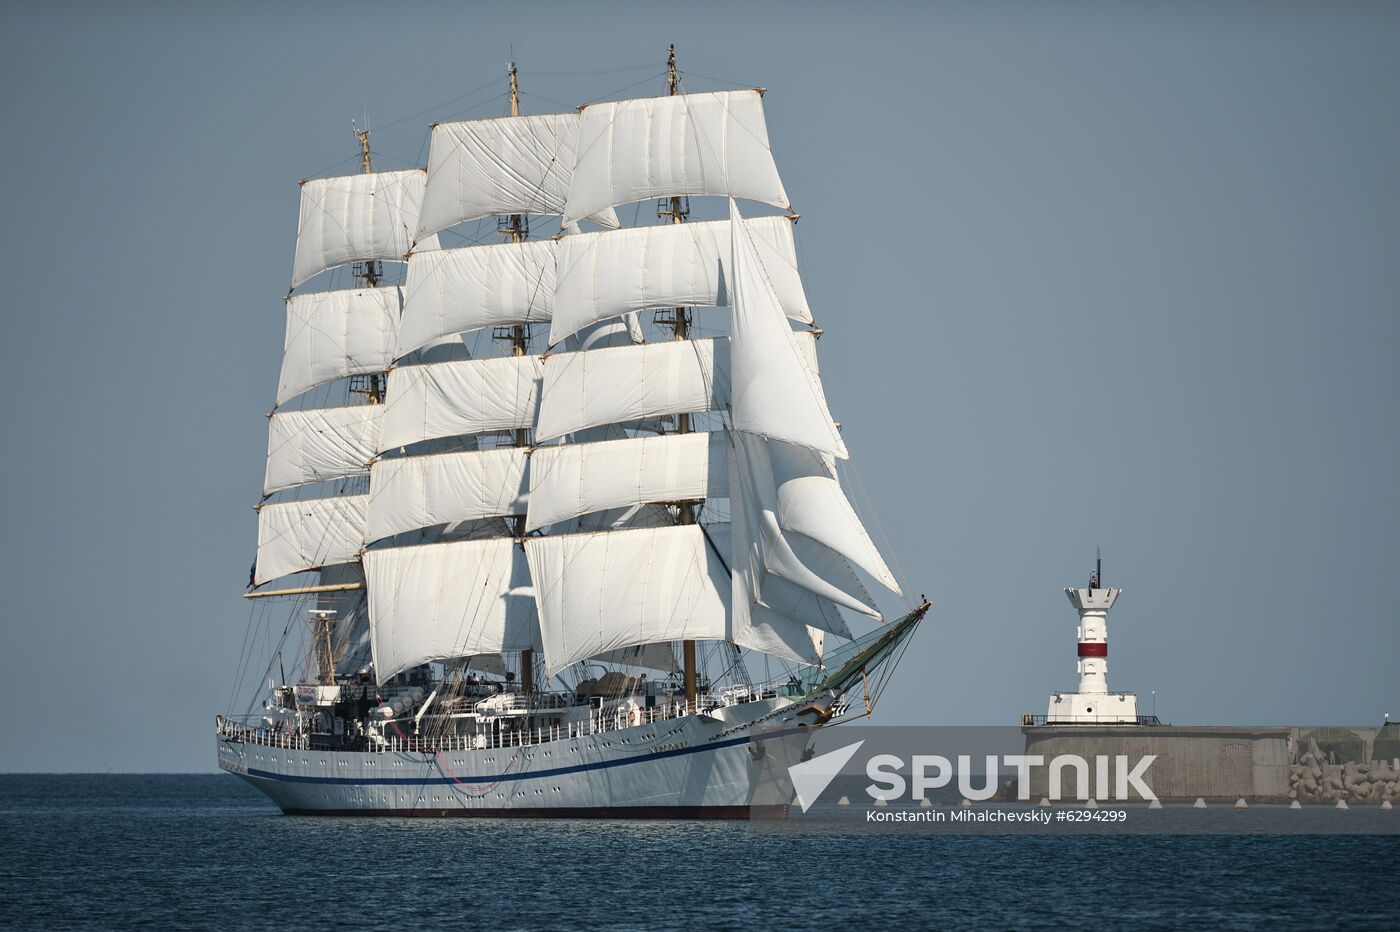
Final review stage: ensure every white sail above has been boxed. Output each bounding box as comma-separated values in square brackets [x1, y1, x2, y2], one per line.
[418, 113, 619, 240]
[527, 524, 825, 674]
[702, 525, 828, 664]
[768, 440, 901, 594]
[565, 90, 789, 225]
[728, 430, 877, 618]
[535, 332, 817, 443]
[591, 644, 679, 673]
[379, 355, 542, 451]
[398, 239, 556, 356]
[728, 199, 847, 458]
[264, 405, 381, 495]
[525, 431, 726, 531]
[535, 338, 728, 442]
[463, 653, 509, 678]
[525, 525, 728, 675]
[549, 216, 811, 345]
[757, 572, 852, 639]
[254, 495, 367, 585]
[367, 447, 529, 542]
[276, 287, 401, 405]
[363, 538, 540, 684]
[290, 170, 425, 289]
[317, 562, 373, 674]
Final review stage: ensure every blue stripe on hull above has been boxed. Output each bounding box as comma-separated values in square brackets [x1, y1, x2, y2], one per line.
[238, 734, 753, 786]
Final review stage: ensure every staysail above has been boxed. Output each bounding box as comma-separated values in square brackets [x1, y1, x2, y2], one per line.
[727, 199, 847, 459]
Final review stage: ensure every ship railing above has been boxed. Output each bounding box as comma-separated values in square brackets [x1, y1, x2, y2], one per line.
[218, 693, 754, 755]
[369, 698, 733, 755]
[215, 715, 309, 750]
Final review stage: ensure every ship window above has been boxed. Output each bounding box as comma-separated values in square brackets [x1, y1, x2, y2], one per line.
[1086, 707, 1094, 713]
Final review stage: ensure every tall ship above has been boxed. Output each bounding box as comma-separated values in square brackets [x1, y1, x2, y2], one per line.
[217, 49, 929, 817]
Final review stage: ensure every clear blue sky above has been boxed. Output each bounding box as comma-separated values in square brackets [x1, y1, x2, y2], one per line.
[2, 0, 1396, 771]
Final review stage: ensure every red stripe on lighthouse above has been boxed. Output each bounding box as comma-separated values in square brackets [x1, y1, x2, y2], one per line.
[1078, 642, 1108, 657]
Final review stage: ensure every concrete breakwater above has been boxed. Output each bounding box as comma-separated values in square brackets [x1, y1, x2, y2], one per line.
[1017, 723, 1400, 804]
[1290, 735, 1398, 804]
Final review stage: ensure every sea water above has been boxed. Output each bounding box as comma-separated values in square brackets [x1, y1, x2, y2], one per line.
[1, 774, 1394, 930]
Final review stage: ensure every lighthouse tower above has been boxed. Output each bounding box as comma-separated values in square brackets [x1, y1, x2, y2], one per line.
[1046, 556, 1139, 724]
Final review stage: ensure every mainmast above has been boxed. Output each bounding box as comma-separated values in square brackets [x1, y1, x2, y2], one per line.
[500, 61, 534, 696]
[658, 44, 699, 706]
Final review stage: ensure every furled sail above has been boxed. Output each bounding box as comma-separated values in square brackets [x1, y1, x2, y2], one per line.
[379, 354, 543, 451]
[276, 287, 401, 405]
[264, 405, 381, 495]
[398, 239, 557, 357]
[254, 495, 368, 585]
[549, 216, 811, 345]
[565, 90, 789, 225]
[363, 538, 540, 684]
[526, 431, 726, 531]
[417, 113, 619, 240]
[728, 199, 847, 458]
[291, 170, 425, 289]
[367, 446, 529, 542]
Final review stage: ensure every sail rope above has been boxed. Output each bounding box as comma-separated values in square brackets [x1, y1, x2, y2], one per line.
[838, 455, 918, 613]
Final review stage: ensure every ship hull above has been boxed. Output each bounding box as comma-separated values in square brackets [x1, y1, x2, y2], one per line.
[217, 697, 808, 818]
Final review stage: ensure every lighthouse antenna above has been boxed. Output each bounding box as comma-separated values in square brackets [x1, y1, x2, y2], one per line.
[1096, 547, 1102, 589]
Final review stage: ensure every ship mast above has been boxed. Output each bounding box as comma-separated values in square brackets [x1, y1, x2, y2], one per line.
[500, 62, 534, 696]
[296, 121, 384, 680]
[658, 45, 699, 706]
[350, 122, 383, 404]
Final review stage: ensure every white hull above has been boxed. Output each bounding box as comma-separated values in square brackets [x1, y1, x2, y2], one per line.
[217, 697, 809, 818]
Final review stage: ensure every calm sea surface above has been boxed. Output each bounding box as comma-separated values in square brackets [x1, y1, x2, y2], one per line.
[1, 774, 1394, 930]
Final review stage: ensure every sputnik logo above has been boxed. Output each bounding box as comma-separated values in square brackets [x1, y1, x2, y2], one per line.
[788, 740, 865, 812]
